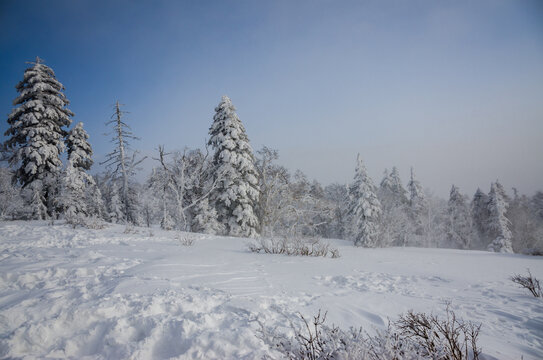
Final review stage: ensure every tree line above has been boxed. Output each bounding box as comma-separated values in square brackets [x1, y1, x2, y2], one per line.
[2, 58, 542, 254]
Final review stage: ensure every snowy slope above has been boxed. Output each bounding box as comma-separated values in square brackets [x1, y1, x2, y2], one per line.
[0, 221, 542, 359]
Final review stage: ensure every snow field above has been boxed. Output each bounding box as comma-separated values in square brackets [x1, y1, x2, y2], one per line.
[0, 221, 542, 359]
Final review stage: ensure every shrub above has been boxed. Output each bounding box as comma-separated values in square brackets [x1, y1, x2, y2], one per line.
[511, 269, 542, 298]
[176, 232, 196, 246]
[258, 306, 481, 360]
[248, 236, 339, 258]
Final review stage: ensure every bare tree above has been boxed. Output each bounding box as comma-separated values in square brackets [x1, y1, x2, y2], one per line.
[101, 101, 146, 224]
[153, 145, 222, 231]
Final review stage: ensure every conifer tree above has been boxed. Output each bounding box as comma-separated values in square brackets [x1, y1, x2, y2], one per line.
[445, 185, 474, 249]
[208, 96, 259, 237]
[58, 122, 97, 222]
[3, 57, 73, 211]
[348, 155, 382, 247]
[486, 181, 513, 253]
[471, 188, 489, 247]
[407, 167, 427, 235]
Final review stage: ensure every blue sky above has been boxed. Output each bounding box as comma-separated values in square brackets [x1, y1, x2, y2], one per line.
[1, 0, 542, 197]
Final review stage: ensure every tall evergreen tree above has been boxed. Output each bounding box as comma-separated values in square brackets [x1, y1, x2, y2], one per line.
[348, 155, 382, 247]
[445, 185, 473, 249]
[3, 57, 73, 211]
[471, 188, 489, 248]
[486, 181, 513, 253]
[407, 167, 427, 235]
[208, 95, 259, 237]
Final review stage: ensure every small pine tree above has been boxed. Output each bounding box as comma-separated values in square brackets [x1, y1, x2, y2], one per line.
[348, 155, 382, 247]
[487, 181, 513, 253]
[445, 185, 474, 249]
[208, 95, 259, 237]
[3, 57, 73, 212]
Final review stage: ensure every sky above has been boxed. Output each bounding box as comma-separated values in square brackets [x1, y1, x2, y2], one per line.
[1, 0, 542, 197]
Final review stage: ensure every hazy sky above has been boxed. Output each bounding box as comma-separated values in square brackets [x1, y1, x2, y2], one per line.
[1, 0, 542, 197]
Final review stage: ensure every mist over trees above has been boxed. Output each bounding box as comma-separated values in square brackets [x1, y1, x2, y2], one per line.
[2, 58, 543, 254]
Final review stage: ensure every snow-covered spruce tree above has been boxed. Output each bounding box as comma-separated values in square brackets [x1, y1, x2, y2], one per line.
[486, 181, 513, 253]
[407, 167, 428, 236]
[445, 185, 474, 249]
[3, 57, 73, 214]
[208, 96, 259, 237]
[58, 122, 100, 223]
[101, 101, 146, 225]
[348, 155, 382, 247]
[471, 188, 489, 248]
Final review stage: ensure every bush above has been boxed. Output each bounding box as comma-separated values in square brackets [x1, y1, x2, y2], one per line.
[248, 236, 339, 258]
[176, 232, 196, 246]
[511, 269, 542, 298]
[258, 306, 481, 360]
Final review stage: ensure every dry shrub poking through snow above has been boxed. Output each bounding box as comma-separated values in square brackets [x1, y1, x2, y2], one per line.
[259, 306, 481, 360]
[248, 236, 339, 258]
[176, 232, 196, 246]
[395, 305, 481, 360]
[511, 269, 542, 298]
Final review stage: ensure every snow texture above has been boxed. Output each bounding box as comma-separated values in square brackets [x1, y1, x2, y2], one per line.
[0, 221, 542, 359]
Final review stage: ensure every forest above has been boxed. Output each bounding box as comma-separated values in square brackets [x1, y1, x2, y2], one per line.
[2, 58, 543, 255]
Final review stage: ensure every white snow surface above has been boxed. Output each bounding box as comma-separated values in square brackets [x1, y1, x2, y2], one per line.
[0, 221, 542, 359]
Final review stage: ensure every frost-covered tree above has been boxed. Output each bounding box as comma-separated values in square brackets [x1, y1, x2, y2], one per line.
[101, 101, 145, 225]
[29, 182, 47, 220]
[348, 155, 382, 247]
[3, 57, 73, 211]
[66, 122, 93, 171]
[471, 188, 489, 248]
[254, 146, 291, 236]
[208, 95, 259, 237]
[108, 182, 124, 224]
[379, 167, 412, 246]
[0, 167, 25, 219]
[191, 197, 224, 235]
[58, 122, 103, 224]
[445, 185, 474, 249]
[533, 191, 543, 220]
[508, 188, 543, 254]
[152, 146, 220, 231]
[486, 181, 513, 253]
[407, 167, 427, 236]
[323, 183, 350, 240]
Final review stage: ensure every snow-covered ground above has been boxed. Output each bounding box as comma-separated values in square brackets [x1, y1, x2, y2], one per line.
[0, 221, 542, 359]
